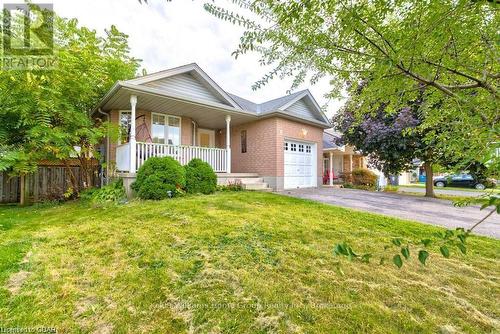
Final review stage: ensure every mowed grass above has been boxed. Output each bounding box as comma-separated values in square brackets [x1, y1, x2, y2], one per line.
[0, 192, 499, 334]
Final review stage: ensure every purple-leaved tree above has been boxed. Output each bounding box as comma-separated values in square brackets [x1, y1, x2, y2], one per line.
[333, 88, 444, 197]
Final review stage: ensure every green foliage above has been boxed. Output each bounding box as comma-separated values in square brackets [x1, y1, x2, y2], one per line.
[206, 0, 499, 179]
[454, 193, 500, 214]
[392, 255, 403, 268]
[131, 157, 186, 200]
[80, 179, 126, 205]
[334, 226, 473, 268]
[216, 180, 244, 192]
[384, 185, 399, 192]
[184, 158, 217, 194]
[351, 168, 377, 187]
[0, 9, 139, 181]
[342, 168, 378, 190]
[418, 250, 429, 265]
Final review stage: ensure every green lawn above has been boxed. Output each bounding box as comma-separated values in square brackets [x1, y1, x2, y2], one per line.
[0, 192, 499, 333]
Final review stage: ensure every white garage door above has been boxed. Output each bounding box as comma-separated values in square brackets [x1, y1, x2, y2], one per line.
[284, 140, 316, 189]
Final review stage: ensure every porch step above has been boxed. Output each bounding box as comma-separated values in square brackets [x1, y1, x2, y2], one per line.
[239, 177, 264, 184]
[243, 183, 271, 191]
[216, 173, 272, 192]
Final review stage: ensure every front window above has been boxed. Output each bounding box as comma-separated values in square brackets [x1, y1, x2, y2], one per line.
[152, 114, 166, 144]
[168, 116, 180, 145]
[152, 113, 181, 145]
[119, 111, 131, 143]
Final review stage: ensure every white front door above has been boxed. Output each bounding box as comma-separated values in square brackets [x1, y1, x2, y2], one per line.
[197, 129, 215, 147]
[284, 140, 316, 189]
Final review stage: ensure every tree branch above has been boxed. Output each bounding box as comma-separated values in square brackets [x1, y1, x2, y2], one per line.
[423, 60, 499, 97]
[468, 208, 496, 233]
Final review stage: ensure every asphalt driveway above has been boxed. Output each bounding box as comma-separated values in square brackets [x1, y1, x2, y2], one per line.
[281, 187, 499, 239]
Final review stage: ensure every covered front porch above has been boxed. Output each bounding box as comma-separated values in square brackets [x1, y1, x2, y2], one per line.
[322, 147, 367, 186]
[116, 141, 228, 172]
[98, 84, 258, 174]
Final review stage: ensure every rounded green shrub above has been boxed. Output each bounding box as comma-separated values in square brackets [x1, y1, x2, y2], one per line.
[351, 168, 378, 187]
[184, 158, 217, 194]
[131, 157, 186, 200]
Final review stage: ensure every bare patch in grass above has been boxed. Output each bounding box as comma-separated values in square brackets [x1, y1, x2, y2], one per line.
[6, 270, 30, 295]
[254, 312, 283, 332]
[92, 322, 114, 334]
[6, 250, 33, 295]
[74, 296, 99, 318]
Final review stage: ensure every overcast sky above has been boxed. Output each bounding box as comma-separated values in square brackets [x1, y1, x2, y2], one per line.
[48, 0, 344, 118]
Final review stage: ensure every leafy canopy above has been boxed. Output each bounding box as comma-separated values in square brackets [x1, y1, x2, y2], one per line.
[206, 0, 499, 170]
[0, 9, 139, 176]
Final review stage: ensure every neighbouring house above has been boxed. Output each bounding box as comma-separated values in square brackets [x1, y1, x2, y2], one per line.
[322, 130, 368, 185]
[93, 63, 332, 193]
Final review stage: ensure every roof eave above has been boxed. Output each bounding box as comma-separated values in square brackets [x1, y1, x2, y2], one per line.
[91, 81, 123, 116]
[260, 111, 331, 128]
[97, 82, 259, 118]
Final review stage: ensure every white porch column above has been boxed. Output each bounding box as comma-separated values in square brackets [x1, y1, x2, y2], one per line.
[329, 152, 334, 186]
[225, 115, 231, 173]
[349, 154, 353, 172]
[129, 95, 137, 173]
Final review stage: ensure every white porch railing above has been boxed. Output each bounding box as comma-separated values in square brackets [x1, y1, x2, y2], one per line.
[116, 142, 228, 173]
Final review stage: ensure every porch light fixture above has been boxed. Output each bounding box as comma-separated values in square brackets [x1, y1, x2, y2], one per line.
[301, 128, 308, 138]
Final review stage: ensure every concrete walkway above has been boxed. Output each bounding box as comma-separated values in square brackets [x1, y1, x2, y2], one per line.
[281, 188, 499, 239]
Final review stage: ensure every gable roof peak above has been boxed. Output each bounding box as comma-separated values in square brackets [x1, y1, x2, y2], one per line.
[124, 63, 241, 109]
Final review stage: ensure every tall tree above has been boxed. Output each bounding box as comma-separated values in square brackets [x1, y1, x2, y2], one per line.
[205, 0, 499, 173]
[0, 9, 140, 203]
[333, 82, 453, 197]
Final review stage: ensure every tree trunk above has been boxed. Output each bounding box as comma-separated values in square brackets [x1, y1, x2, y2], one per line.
[19, 174, 26, 206]
[424, 161, 435, 198]
[63, 159, 79, 196]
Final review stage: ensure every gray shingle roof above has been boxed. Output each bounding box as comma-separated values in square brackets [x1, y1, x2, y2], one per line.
[227, 93, 260, 113]
[259, 90, 307, 113]
[115, 62, 330, 127]
[323, 131, 342, 149]
[228, 90, 308, 114]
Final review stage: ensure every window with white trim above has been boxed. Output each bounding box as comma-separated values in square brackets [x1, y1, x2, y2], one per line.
[119, 111, 131, 144]
[152, 113, 181, 145]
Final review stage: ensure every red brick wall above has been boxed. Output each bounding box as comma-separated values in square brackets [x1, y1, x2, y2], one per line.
[226, 117, 323, 179]
[181, 117, 193, 146]
[275, 117, 324, 180]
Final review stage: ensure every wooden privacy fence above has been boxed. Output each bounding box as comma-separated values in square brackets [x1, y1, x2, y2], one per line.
[0, 164, 100, 203]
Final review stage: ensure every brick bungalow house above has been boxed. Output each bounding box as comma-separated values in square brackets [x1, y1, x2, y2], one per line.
[93, 63, 363, 192]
